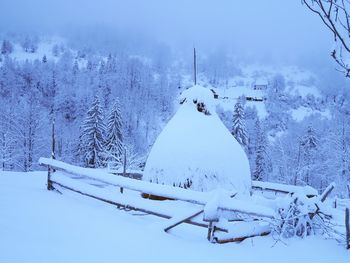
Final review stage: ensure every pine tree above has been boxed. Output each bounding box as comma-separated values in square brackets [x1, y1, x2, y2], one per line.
[105, 100, 123, 163]
[52, 44, 60, 57]
[253, 119, 268, 181]
[299, 126, 318, 185]
[1, 40, 13, 55]
[232, 99, 248, 148]
[79, 96, 106, 168]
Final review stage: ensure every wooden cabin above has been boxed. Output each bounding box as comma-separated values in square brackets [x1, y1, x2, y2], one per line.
[253, 79, 268, 90]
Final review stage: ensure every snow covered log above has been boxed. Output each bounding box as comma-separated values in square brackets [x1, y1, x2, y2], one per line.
[39, 157, 275, 219]
[215, 221, 271, 244]
[252, 180, 318, 197]
[143, 85, 251, 195]
[320, 182, 336, 202]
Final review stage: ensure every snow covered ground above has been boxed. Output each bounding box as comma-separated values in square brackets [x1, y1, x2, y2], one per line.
[1, 171, 349, 263]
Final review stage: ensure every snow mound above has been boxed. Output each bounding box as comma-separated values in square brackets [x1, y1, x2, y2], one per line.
[179, 85, 217, 114]
[143, 85, 251, 195]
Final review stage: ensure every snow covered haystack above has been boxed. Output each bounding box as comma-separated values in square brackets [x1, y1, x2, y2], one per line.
[143, 85, 251, 195]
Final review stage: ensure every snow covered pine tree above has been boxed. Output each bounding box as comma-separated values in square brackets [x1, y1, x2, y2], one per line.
[79, 96, 107, 168]
[232, 98, 248, 150]
[299, 126, 318, 185]
[253, 119, 268, 181]
[105, 100, 124, 164]
[1, 40, 13, 55]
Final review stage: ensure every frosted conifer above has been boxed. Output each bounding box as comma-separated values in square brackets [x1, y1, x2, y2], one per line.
[105, 100, 123, 162]
[79, 96, 106, 168]
[232, 99, 248, 148]
[253, 119, 268, 181]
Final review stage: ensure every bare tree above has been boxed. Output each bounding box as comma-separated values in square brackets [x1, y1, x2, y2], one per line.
[302, 0, 350, 77]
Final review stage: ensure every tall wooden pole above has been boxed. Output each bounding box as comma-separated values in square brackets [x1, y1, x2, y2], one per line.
[193, 47, 197, 85]
[346, 208, 350, 249]
[121, 148, 126, 194]
[47, 119, 55, 190]
[51, 120, 56, 161]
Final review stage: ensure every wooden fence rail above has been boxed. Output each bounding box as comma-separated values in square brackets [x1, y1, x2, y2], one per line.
[39, 157, 276, 219]
[39, 157, 277, 243]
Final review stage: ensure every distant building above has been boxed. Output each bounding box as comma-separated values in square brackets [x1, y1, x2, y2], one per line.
[253, 79, 268, 90]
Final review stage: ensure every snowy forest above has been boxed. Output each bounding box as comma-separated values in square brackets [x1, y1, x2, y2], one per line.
[1, 31, 350, 197]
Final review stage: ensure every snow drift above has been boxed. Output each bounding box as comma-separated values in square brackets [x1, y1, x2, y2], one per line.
[143, 85, 251, 195]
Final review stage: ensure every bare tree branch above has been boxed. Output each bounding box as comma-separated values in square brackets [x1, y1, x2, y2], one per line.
[302, 0, 350, 77]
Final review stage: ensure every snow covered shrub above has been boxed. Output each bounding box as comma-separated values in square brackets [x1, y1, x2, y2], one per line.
[276, 196, 313, 238]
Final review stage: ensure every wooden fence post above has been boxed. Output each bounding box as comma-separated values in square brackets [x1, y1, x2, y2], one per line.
[207, 221, 215, 242]
[320, 183, 335, 202]
[47, 166, 53, 191]
[346, 208, 350, 249]
[120, 148, 127, 194]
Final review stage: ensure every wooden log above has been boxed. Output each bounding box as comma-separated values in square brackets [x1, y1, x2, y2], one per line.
[251, 180, 318, 198]
[215, 231, 270, 244]
[346, 208, 350, 250]
[141, 193, 174, 201]
[320, 183, 335, 202]
[164, 209, 203, 232]
[51, 180, 228, 233]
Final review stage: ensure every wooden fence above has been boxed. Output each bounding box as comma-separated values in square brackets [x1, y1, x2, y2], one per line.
[39, 157, 275, 242]
[39, 157, 349, 247]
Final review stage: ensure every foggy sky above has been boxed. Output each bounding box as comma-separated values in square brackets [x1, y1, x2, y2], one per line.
[0, 0, 333, 63]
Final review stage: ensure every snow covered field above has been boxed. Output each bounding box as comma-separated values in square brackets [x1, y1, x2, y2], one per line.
[1, 171, 349, 263]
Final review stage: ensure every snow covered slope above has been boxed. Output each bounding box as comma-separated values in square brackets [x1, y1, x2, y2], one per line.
[1, 171, 349, 263]
[143, 85, 251, 194]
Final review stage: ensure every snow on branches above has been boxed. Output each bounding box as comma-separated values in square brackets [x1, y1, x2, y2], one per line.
[105, 100, 124, 163]
[79, 96, 107, 168]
